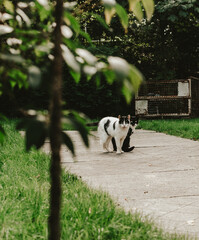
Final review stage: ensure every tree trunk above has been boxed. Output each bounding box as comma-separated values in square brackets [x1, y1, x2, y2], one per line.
[48, 0, 63, 239]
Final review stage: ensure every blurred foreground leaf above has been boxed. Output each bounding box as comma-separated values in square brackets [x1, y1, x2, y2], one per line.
[28, 66, 41, 89]
[67, 112, 89, 148]
[0, 53, 25, 63]
[62, 132, 75, 156]
[142, 0, 154, 21]
[115, 4, 128, 32]
[0, 24, 13, 35]
[26, 120, 47, 151]
[129, 0, 143, 22]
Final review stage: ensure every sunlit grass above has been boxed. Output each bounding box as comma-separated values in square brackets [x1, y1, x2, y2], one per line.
[0, 120, 49, 239]
[138, 118, 199, 140]
[0, 120, 189, 239]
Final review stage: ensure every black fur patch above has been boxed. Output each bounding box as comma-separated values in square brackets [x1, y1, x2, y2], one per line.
[113, 121, 117, 130]
[112, 138, 117, 151]
[104, 119, 110, 136]
[130, 116, 139, 126]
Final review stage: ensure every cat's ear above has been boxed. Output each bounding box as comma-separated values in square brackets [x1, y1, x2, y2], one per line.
[118, 115, 121, 119]
[127, 115, 130, 120]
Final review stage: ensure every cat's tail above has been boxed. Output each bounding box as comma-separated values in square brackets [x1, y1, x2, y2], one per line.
[124, 146, 135, 152]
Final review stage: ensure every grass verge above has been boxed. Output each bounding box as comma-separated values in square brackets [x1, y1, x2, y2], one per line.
[138, 118, 199, 141]
[0, 120, 190, 239]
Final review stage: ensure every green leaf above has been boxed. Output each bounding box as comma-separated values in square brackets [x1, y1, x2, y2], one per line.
[104, 8, 116, 25]
[0, 25, 13, 35]
[61, 25, 73, 39]
[68, 113, 89, 148]
[16, 8, 31, 27]
[0, 53, 25, 64]
[108, 56, 129, 79]
[95, 74, 101, 87]
[40, 7, 50, 21]
[63, 2, 77, 10]
[9, 69, 27, 80]
[35, 1, 51, 21]
[0, 125, 6, 144]
[103, 69, 115, 84]
[70, 71, 81, 84]
[37, 0, 50, 10]
[4, 0, 14, 13]
[79, 30, 93, 44]
[102, 0, 116, 8]
[168, 14, 178, 22]
[179, 10, 188, 18]
[28, 65, 41, 89]
[129, 0, 143, 22]
[76, 48, 97, 65]
[64, 12, 80, 36]
[62, 132, 75, 156]
[10, 80, 17, 88]
[92, 14, 109, 30]
[115, 4, 128, 31]
[142, 0, 154, 21]
[122, 79, 133, 104]
[8, 69, 27, 89]
[26, 120, 47, 151]
[15, 29, 41, 35]
[61, 45, 80, 73]
[128, 64, 143, 92]
[86, 74, 92, 81]
[102, 0, 116, 24]
[83, 66, 97, 77]
[122, 65, 143, 103]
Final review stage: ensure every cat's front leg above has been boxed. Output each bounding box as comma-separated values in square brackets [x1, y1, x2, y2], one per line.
[106, 136, 113, 152]
[115, 137, 123, 154]
[111, 138, 117, 152]
[120, 138, 126, 153]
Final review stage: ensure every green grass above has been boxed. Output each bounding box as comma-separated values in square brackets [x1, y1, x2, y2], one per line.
[0, 120, 49, 239]
[0, 120, 190, 239]
[138, 118, 199, 141]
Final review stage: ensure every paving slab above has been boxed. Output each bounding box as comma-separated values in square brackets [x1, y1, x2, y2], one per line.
[43, 130, 199, 238]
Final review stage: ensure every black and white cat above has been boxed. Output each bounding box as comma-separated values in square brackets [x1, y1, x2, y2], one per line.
[98, 115, 131, 154]
[112, 116, 138, 152]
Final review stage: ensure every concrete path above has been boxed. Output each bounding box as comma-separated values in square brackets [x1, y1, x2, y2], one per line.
[44, 130, 199, 238]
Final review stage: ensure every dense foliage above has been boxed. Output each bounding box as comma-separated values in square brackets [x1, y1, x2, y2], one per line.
[65, 0, 199, 117]
[1, 0, 198, 118]
[0, 0, 142, 118]
[81, 0, 199, 80]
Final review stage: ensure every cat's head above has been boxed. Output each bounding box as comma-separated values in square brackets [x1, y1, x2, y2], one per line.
[118, 115, 130, 128]
[130, 116, 139, 127]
